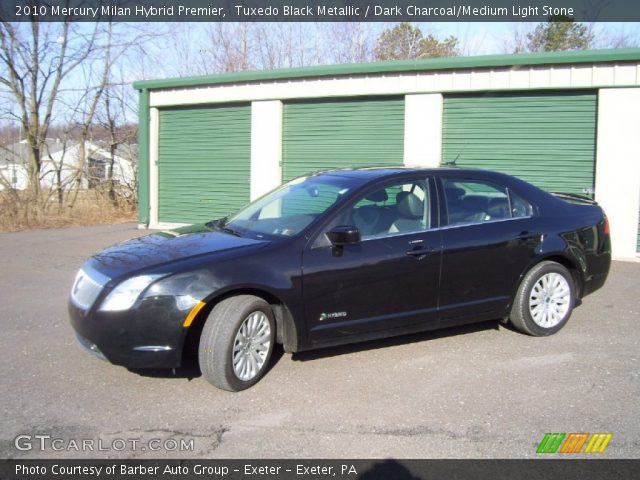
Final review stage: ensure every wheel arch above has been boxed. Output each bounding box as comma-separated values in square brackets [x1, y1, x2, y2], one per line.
[508, 253, 584, 316]
[537, 254, 584, 300]
[182, 288, 299, 363]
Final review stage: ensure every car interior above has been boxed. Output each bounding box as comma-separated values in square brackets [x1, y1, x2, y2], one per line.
[345, 179, 531, 238]
[443, 178, 536, 226]
[349, 183, 428, 238]
[445, 185, 512, 225]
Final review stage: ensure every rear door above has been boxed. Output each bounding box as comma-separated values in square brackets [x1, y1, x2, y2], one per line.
[438, 176, 539, 322]
[301, 177, 442, 345]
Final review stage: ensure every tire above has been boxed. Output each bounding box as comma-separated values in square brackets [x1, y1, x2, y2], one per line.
[198, 295, 275, 391]
[509, 261, 576, 336]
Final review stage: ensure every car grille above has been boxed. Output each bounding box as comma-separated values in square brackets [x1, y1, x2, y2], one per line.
[70, 267, 109, 310]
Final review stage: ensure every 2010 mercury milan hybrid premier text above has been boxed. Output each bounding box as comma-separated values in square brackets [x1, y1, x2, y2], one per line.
[69, 168, 611, 391]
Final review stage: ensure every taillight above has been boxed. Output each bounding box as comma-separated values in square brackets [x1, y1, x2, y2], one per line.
[603, 216, 610, 235]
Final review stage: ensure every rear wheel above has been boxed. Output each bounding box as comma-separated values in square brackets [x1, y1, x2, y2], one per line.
[199, 295, 275, 391]
[509, 261, 575, 336]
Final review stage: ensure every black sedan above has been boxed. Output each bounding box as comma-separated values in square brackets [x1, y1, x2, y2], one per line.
[69, 168, 611, 391]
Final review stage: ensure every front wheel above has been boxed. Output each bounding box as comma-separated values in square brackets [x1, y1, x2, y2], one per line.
[509, 261, 576, 336]
[199, 295, 275, 391]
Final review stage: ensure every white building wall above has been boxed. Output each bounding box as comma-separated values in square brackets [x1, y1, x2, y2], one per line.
[42, 144, 86, 190]
[595, 88, 640, 260]
[404, 94, 443, 168]
[0, 164, 28, 190]
[29, 142, 136, 192]
[149, 63, 640, 108]
[149, 108, 160, 227]
[250, 101, 282, 200]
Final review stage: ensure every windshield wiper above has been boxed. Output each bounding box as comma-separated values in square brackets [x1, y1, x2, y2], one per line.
[206, 216, 243, 237]
[205, 217, 227, 228]
[220, 226, 242, 237]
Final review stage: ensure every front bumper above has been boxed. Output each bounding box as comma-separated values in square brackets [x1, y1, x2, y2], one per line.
[75, 333, 107, 361]
[68, 297, 189, 369]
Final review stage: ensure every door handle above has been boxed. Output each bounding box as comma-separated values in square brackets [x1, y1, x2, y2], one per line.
[515, 231, 540, 242]
[406, 247, 433, 257]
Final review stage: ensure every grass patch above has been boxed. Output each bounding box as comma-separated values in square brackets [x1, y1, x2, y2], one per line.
[0, 188, 137, 232]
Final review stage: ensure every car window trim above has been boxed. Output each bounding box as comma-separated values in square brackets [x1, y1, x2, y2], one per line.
[305, 174, 436, 250]
[358, 226, 431, 243]
[326, 210, 534, 243]
[438, 175, 538, 228]
[436, 215, 534, 231]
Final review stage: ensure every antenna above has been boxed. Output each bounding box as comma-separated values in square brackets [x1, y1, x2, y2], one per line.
[443, 142, 467, 167]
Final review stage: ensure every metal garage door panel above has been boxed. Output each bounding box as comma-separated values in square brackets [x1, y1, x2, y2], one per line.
[282, 97, 405, 181]
[158, 104, 250, 224]
[442, 92, 597, 196]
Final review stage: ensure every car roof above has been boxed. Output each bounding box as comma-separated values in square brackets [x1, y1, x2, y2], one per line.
[314, 166, 502, 180]
[312, 166, 558, 209]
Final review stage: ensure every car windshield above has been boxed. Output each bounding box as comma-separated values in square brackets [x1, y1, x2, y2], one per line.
[220, 174, 360, 238]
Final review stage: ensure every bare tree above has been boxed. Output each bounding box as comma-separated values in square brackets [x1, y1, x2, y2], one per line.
[165, 23, 351, 76]
[253, 23, 316, 69]
[592, 23, 640, 48]
[325, 23, 375, 64]
[0, 21, 99, 199]
[0, 20, 159, 229]
[97, 72, 138, 207]
[502, 23, 532, 53]
[198, 23, 254, 73]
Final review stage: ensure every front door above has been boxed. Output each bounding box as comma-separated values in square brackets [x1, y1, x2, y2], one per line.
[301, 177, 442, 346]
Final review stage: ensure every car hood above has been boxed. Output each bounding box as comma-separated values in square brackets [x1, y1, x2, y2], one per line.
[86, 224, 269, 280]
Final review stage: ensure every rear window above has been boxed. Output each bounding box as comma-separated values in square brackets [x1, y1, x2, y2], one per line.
[443, 179, 533, 225]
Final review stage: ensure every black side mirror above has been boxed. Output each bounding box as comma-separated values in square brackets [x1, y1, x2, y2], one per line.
[327, 225, 360, 246]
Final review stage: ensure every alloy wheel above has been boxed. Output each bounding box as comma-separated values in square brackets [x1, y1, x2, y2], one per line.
[528, 272, 571, 328]
[232, 311, 272, 381]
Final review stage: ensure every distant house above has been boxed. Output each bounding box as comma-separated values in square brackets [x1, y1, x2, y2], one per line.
[0, 140, 43, 190]
[0, 139, 136, 191]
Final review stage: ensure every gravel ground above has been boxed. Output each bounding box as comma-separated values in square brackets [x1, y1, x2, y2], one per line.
[0, 223, 638, 459]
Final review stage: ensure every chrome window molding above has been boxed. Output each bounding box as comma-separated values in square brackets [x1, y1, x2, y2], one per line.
[357, 215, 534, 243]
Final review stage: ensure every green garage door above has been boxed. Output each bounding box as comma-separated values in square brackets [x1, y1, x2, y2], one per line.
[442, 92, 597, 195]
[282, 97, 405, 181]
[158, 104, 250, 224]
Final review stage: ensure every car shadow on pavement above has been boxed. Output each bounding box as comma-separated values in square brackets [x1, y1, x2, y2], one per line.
[126, 345, 286, 380]
[291, 319, 502, 362]
[125, 321, 500, 378]
[126, 360, 202, 380]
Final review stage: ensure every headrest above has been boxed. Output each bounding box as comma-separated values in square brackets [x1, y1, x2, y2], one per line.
[365, 189, 388, 202]
[396, 191, 423, 219]
[445, 187, 465, 201]
[461, 195, 488, 210]
[487, 197, 510, 218]
[488, 197, 509, 208]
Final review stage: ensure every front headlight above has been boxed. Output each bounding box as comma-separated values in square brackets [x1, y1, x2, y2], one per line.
[99, 274, 163, 312]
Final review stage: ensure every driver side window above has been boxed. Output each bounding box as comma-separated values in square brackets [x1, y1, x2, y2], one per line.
[344, 180, 430, 239]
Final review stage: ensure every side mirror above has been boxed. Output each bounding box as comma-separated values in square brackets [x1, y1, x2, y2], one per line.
[326, 225, 360, 246]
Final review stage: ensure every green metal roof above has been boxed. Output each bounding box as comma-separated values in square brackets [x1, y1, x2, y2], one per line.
[133, 48, 640, 91]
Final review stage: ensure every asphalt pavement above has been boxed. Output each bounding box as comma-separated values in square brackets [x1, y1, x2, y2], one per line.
[0, 223, 638, 459]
